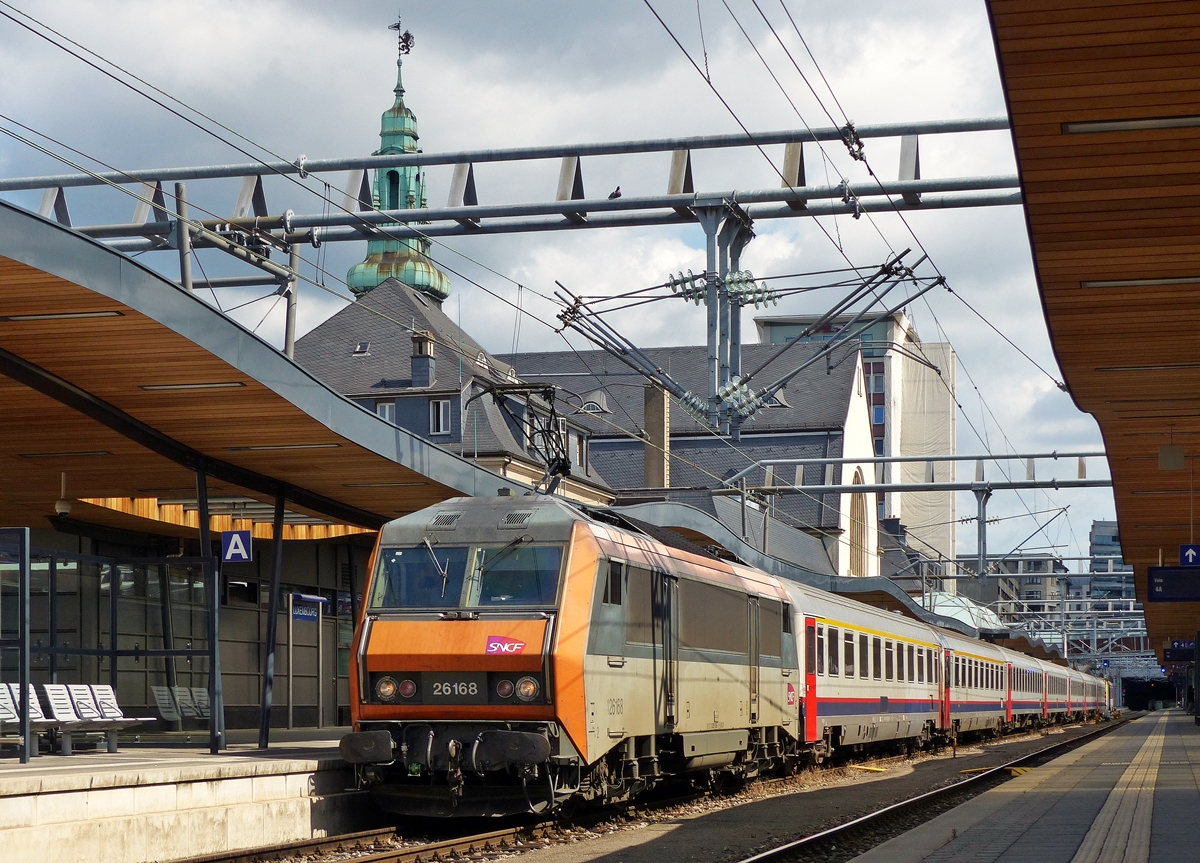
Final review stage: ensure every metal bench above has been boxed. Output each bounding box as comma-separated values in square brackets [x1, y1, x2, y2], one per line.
[41, 684, 122, 754]
[90, 685, 155, 728]
[0, 684, 59, 755]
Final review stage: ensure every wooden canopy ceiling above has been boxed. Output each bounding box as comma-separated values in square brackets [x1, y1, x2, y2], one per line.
[0, 202, 516, 538]
[987, 1, 1200, 660]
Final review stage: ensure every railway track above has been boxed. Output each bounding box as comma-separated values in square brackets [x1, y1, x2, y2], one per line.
[733, 713, 1137, 863]
[169, 717, 1125, 863]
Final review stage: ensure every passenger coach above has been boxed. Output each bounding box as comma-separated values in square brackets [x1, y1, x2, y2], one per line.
[339, 494, 1108, 817]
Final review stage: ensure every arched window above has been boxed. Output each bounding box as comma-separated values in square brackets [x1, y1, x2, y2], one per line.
[849, 468, 868, 577]
[387, 170, 400, 209]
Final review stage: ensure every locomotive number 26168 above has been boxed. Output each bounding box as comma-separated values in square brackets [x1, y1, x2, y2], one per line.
[433, 681, 479, 696]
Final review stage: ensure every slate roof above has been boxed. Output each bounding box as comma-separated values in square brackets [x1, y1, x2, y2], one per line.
[294, 279, 611, 488]
[295, 278, 519, 396]
[497, 341, 861, 438]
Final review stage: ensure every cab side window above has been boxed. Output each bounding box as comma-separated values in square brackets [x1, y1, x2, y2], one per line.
[602, 560, 622, 605]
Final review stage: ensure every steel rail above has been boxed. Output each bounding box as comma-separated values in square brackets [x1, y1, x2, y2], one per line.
[0, 117, 1010, 192]
[169, 827, 400, 863]
[734, 715, 1135, 863]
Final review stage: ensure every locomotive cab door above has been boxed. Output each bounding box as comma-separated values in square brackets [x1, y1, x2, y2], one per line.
[1005, 662, 1013, 722]
[653, 571, 679, 729]
[803, 617, 818, 743]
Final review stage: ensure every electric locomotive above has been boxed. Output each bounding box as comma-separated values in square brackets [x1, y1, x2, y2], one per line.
[339, 493, 1109, 817]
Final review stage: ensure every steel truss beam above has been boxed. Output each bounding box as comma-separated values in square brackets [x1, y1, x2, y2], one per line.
[0, 117, 1010, 193]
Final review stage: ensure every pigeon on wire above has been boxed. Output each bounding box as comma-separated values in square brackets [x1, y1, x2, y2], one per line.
[608, 186, 622, 199]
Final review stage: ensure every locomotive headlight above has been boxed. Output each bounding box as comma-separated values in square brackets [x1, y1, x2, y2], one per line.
[496, 679, 515, 699]
[376, 676, 399, 702]
[516, 676, 540, 702]
[398, 678, 417, 698]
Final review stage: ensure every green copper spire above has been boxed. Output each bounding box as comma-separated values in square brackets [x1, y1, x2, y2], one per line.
[347, 15, 451, 303]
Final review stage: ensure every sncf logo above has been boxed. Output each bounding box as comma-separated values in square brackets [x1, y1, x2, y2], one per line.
[486, 635, 526, 655]
[786, 683, 797, 706]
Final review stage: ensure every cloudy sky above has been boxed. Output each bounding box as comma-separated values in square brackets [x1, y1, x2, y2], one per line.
[0, 0, 1115, 566]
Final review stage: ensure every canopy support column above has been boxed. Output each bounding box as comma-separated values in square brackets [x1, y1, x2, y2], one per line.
[197, 466, 224, 753]
[259, 491, 286, 748]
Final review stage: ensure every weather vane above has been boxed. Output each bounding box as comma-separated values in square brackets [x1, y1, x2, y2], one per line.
[389, 12, 414, 55]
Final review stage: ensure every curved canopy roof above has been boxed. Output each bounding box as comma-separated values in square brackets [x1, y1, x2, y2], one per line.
[0, 200, 516, 533]
[987, 0, 1200, 661]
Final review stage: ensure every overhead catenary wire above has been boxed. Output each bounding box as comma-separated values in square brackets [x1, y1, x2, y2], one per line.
[648, 1, 1092, 566]
[720, 1, 1079, 560]
[0, 7, 1080, 568]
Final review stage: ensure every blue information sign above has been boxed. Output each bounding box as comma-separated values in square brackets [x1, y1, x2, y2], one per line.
[1181, 544, 1200, 567]
[1148, 567, 1200, 602]
[291, 592, 327, 621]
[220, 530, 252, 563]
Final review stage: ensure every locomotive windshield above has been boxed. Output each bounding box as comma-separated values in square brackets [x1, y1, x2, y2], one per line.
[369, 543, 564, 610]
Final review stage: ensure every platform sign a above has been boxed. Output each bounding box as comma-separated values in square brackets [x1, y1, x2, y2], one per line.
[220, 530, 252, 563]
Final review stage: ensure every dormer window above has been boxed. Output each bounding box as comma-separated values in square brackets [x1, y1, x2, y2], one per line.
[580, 401, 604, 413]
[353, 341, 371, 356]
[475, 351, 491, 372]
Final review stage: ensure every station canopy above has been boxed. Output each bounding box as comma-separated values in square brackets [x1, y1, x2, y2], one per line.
[0, 200, 514, 540]
[987, 0, 1200, 661]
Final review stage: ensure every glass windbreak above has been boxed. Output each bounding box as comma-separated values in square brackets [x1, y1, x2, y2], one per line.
[369, 543, 564, 610]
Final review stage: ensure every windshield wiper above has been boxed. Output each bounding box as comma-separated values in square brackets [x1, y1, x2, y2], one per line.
[422, 536, 451, 597]
[477, 534, 532, 577]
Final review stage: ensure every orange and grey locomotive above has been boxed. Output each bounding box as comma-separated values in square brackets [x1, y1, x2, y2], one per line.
[339, 494, 1108, 817]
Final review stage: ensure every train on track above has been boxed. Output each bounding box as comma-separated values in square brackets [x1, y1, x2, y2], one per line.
[339, 494, 1110, 817]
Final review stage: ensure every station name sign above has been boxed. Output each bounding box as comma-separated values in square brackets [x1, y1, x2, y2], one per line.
[1148, 567, 1200, 602]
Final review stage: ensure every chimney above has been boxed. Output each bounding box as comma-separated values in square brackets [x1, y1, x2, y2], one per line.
[643, 384, 670, 488]
[411, 330, 435, 387]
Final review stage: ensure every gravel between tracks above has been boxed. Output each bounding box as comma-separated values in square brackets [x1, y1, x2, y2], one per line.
[271, 724, 1101, 863]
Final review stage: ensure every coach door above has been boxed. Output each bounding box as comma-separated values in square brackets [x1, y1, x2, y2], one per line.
[803, 617, 818, 742]
[940, 649, 952, 729]
[1041, 672, 1049, 718]
[1005, 662, 1013, 722]
[653, 571, 679, 728]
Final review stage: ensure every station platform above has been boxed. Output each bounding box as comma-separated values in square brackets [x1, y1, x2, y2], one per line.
[853, 710, 1199, 863]
[0, 729, 370, 863]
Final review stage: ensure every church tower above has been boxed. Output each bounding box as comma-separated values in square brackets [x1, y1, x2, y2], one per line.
[346, 17, 451, 303]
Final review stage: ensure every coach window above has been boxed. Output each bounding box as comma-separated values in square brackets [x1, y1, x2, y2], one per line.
[805, 623, 816, 675]
[860, 634, 870, 678]
[885, 641, 894, 681]
[844, 631, 855, 677]
[908, 645, 916, 682]
[896, 641, 904, 682]
[816, 625, 825, 675]
[872, 637, 882, 680]
[917, 648, 924, 683]
[828, 627, 840, 675]
[954, 657, 960, 687]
